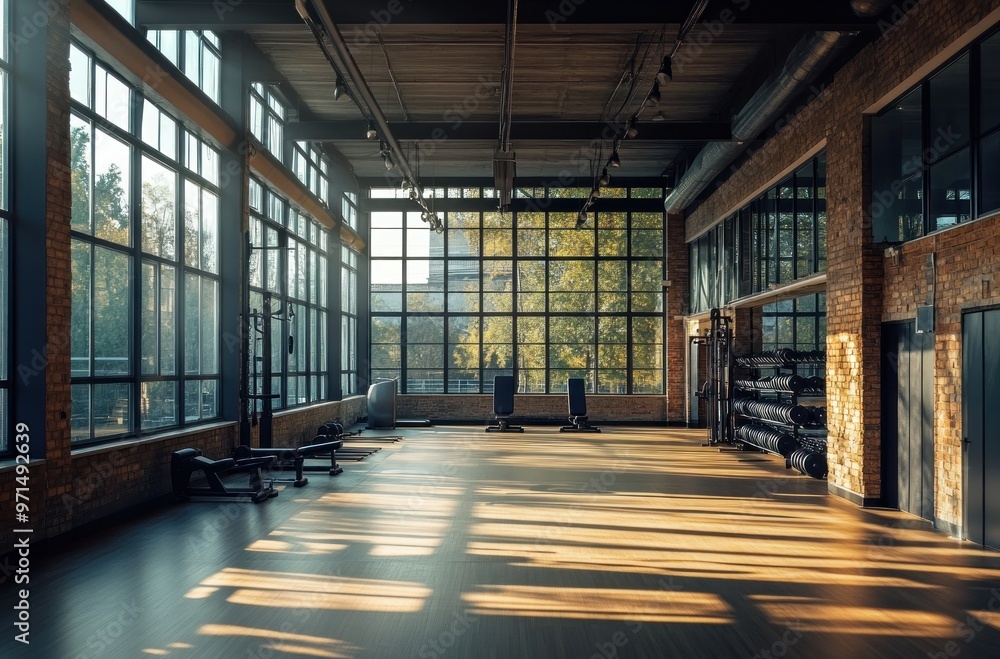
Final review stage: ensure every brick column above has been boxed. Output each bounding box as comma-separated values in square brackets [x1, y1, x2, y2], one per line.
[825, 64, 885, 505]
[665, 212, 688, 423]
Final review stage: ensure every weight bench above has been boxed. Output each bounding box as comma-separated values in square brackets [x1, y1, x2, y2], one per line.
[486, 375, 524, 432]
[315, 422, 381, 460]
[233, 436, 345, 486]
[171, 448, 278, 503]
[560, 378, 601, 432]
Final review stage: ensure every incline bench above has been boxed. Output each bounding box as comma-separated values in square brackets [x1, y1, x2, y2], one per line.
[560, 378, 601, 432]
[486, 375, 524, 432]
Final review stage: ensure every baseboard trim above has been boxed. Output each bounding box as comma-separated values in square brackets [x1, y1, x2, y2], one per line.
[827, 482, 881, 507]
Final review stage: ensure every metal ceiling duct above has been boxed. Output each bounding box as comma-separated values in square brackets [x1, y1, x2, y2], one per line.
[663, 30, 854, 215]
[850, 0, 898, 17]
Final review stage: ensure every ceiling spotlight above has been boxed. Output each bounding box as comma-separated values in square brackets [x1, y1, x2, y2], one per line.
[401, 180, 413, 191]
[333, 76, 349, 101]
[656, 56, 673, 87]
[645, 82, 661, 107]
[408, 188, 419, 201]
[599, 168, 611, 187]
[383, 152, 395, 171]
[624, 117, 638, 139]
[421, 211, 431, 223]
[366, 121, 378, 140]
[609, 149, 621, 168]
[575, 211, 588, 229]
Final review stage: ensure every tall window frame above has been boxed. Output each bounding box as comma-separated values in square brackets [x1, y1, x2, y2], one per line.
[0, 0, 9, 455]
[147, 29, 221, 105]
[249, 83, 285, 159]
[369, 186, 665, 395]
[871, 28, 1000, 242]
[69, 41, 221, 446]
[342, 246, 359, 396]
[248, 178, 330, 410]
[689, 152, 827, 313]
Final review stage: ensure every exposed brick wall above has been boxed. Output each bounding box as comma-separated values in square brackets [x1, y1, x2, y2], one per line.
[397, 394, 667, 423]
[882, 213, 1000, 527]
[681, 0, 1000, 514]
[266, 396, 368, 447]
[665, 213, 688, 422]
[42, 0, 74, 543]
[1, 394, 368, 552]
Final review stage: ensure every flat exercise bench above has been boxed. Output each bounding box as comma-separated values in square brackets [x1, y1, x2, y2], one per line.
[233, 437, 345, 486]
[171, 448, 278, 503]
[560, 378, 601, 432]
[486, 375, 524, 432]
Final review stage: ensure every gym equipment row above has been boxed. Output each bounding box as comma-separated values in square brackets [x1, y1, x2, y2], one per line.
[731, 397, 826, 426]
[735, 423, 800, 458]
[734, 349, 826, 367]
[171, 448, 279, 503]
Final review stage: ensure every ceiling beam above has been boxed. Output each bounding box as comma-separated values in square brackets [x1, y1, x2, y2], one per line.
[286, 121, 732, 142]
[136, 0, 877, 29]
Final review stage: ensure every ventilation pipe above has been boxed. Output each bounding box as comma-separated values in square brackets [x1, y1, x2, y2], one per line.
[663, 31, 854, 214]
[850, 0, 897, 17]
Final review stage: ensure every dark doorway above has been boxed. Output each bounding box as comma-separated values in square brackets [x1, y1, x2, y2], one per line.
[881, 321, 934, 519]
[962, 309, 1000, 549]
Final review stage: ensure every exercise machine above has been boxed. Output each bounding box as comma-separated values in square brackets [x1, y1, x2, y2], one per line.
[486, 375, 524, 432]
[560, 378, 601, 432]
[367, 378, 431, 428]
[241, 292, 346, 479]
[314, 421, 379, 460]
[171, 448, 278, 503]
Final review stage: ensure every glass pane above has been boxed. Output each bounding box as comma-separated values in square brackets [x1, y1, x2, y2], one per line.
[93, 247, 130, 375]
[983, 33, 1000, 133]
[929, 147, 971, 231]
[201, 277, 218, 374]
[371, 260, 403, 312]
[70, 45, 90, 106]
[201, 189, 219, 273]
[71, 115, 92, 234]
[186, 379, 218, 421]
[980, 130, 1000, 215]
[141, 381, 177, 429]
[871, 88, 923, 242]
[928, 53, 969, 152]
[631, 230, 663, 257]
[71, 241, 92, 377]
[95, 66, 130, 131]
[93, 130, 131, 245]
[93, 383, 131, 438]
[71, 384, 91, 443]
[141, 156, 176, 258]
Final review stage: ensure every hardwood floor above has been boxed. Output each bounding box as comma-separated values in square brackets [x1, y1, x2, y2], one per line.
[4, 426, 1000, 658]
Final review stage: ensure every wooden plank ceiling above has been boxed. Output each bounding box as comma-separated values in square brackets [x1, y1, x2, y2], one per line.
[247, 13, 800, 179]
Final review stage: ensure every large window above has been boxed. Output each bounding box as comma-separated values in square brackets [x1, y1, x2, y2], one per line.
[369, 186, 665, 394]
[342, 190, 358, 231]
[872, 30, 1000, 242]
[248, 178, 330, 409]
[292, 141, 330, 206]
[147, 30, 220, 105]
[690, 153, 827, 313]
[249, 83, 285, 158]
[342, 246, 359, 395]
[0, 0, 9, 454]
[69, 43, 220, 444]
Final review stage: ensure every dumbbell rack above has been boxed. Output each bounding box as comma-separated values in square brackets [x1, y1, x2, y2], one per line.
[729, 351, 828, 479]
